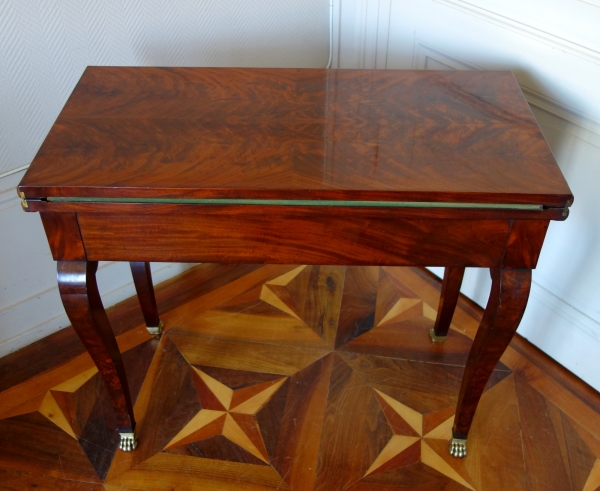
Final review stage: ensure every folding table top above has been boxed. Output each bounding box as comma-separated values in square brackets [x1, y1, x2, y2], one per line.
[19, 67, 572, 210]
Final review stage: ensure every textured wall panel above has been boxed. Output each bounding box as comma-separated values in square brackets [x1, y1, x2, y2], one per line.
[332, 0, 600, 389]
[0, 0, 329, 175]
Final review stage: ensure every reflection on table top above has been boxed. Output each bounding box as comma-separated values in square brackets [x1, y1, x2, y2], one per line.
[19, 67, 572, 207]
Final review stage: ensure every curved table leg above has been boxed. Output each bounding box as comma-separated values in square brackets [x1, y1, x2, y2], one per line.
[430, 266, 465, 343]
[450, 268, 531, 457]
[130, 262, 163, 335]
[58, 261, 137, 451]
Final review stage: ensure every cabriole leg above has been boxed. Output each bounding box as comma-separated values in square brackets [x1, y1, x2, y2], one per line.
[130, 262, 163, 335]
[450, 268, 531, 457]
[57, 261, 137, 451]
[430, 266, 465, 343]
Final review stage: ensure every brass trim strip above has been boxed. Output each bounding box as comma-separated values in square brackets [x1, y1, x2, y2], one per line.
[47, 197, 543, 210]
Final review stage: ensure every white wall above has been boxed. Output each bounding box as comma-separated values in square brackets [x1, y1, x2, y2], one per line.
[3, 0, 600, 392]
[331, 0, 600, 388]
[0, 0, 329, 357]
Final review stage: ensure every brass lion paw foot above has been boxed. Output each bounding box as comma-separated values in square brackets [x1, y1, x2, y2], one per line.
[119, 431, 138, 451]
[449, 437, 467, 458]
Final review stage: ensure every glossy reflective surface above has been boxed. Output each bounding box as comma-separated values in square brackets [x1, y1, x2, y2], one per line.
[20, 67, 572, 206]
[1, 264, 599, 490]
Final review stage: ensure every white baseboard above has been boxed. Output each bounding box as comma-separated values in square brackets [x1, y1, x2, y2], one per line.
[428, 267, 600, 391]
[519, 281, 600, 391]
[0, 261, 196, 359]
[0, 168, 197, 358]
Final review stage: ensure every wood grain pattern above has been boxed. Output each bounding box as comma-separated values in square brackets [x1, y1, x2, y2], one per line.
[112, 454, 292, 490]
[39, 212, 86, 261]
[17, 69, 573, 481]
[273, 354, 334, 490]
[335, 266, 379, 349]
[20, 68, 572, 208]
[2, 264, 600, 491]
[160, 264, 296, 327]
[0, 326, 91, 393]
[340, 309, 475, 366]
[271, 266, 345, 345]
[0, 412, 100, 482]
[0, 471, 104, 490]
[509, 335, 600, 418]
[433, 267, 465, 338]
[502, 220, 550, 269]
[463, 374, 527, 490]
[167, 330, 331, 376]
[77, 211, 513, 266]
[453, 268, 531, 438]
[315, 354, 393, 491]
[339, 270, 475, 365]
[129, 262, 161, 329]
[57, 261, 135, 434]
[515, 376, 586, 491]
[130, 337, 202, 466]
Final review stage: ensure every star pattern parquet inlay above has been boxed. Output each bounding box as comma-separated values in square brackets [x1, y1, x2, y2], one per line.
[1, 264, 600, 491]
[366, 388, 475, 490]
[165, 367, 287, 464]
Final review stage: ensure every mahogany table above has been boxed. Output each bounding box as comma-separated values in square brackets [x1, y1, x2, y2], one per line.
[17, 67, 572, 457]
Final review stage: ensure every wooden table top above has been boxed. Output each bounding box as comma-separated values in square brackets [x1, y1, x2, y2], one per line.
[19, 67, 572, 208]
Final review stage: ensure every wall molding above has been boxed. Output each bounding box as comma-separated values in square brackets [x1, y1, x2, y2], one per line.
[428, 268, 600, 344]
[0, 169, 25, 212]
[416, 41, 600, 382]
[0, 262, 196, 359]
[521, 280, 600, 390]
[0, 164, 29, 181]
[0, 189, 20, 213]
[577, 0, 600, 8]
[0, 165, 196, 357]
[333, 0, 391, 69]
[413, 41, 600, 144]
[529, 279, 600, 343]
[431, 0, 600, 65]
[522, 87, 600, 148]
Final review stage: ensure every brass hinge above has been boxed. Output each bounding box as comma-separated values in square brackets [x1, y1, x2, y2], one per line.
[18, 191, 28, 209]
[562, 199, 572, 217]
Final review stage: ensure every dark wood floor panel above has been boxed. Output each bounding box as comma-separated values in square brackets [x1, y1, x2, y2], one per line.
[1, 264, 600, 491]
[0, 470, 104, 490]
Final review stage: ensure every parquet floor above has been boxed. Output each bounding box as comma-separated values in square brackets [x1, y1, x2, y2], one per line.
[1, 264, 600, 491]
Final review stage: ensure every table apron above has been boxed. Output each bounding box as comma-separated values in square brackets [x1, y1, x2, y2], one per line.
[75, 212, 516, 267]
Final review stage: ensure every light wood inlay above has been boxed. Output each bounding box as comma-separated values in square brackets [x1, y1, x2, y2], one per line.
[50, 366, 98, 393]
[166, 410, 225, 449]
[375, 389, 423, 436]
[260, 285, 302, 320]
[364, 435, 420, 476]
[37, 392, 77, 439]
[1, 264, 598, 491]
[266, 266, 306, 287]
[421, 440, 476, 490]
[582, 459, 600, 491]
[368, 387, 480, 489]
[222, 413, 269, 463]
[230, 378, 287, 414]
[164, 366, 287, 465]
[423, 415, 455, 439]
[377, 298, 423, 327]
[193, 367, 234, 410]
